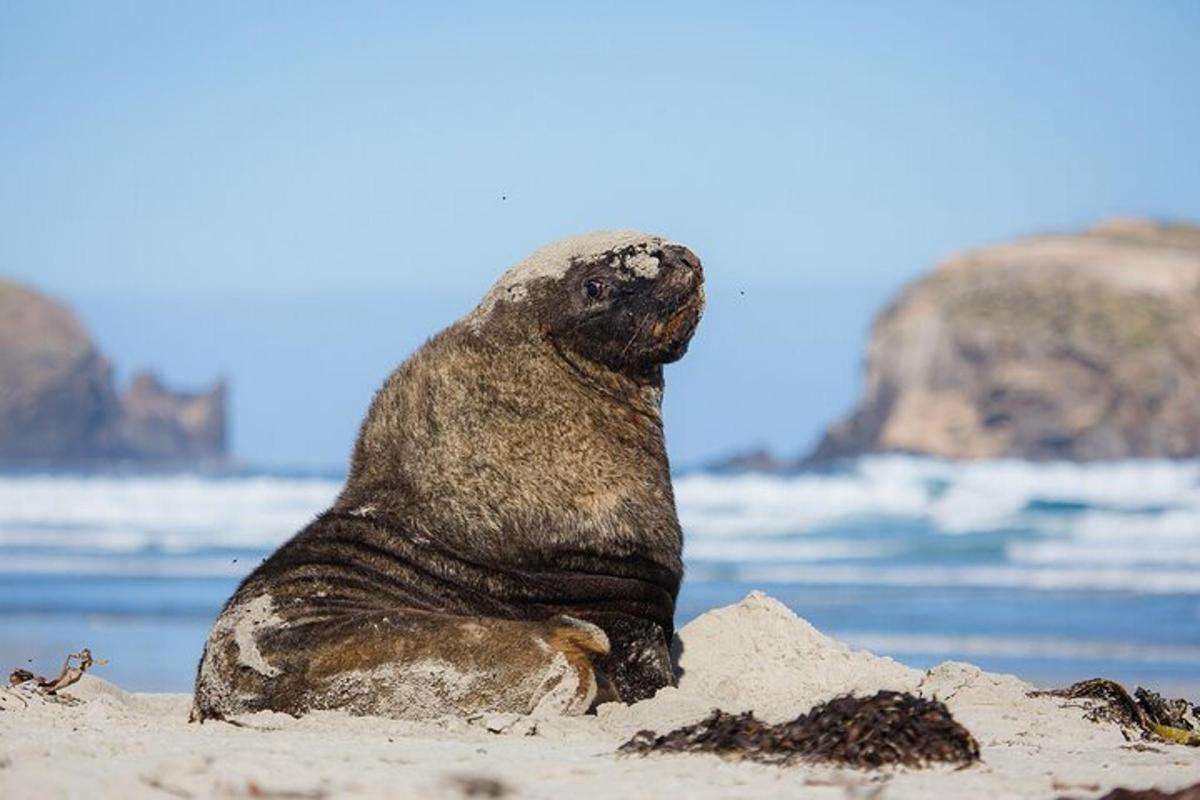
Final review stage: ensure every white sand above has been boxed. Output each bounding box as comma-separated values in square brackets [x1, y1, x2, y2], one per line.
[2, 592, 1197, 799]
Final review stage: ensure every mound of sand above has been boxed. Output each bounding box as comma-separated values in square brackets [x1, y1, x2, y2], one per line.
[2, 593, 1197, 798]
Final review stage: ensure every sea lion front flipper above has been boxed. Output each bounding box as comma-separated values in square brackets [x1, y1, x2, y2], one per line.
[192, 597, 610, 720]
[529, 614, 611, 714]
[584, 612, 675, 704]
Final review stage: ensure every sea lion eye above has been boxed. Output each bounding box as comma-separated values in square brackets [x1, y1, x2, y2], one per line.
[583, 277, 609, 301]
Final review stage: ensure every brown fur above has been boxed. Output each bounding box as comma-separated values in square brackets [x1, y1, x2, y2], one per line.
[192, 232, 703, 720]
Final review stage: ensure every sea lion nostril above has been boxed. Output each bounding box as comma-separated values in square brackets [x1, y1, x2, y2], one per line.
[659, 246, 702, 275]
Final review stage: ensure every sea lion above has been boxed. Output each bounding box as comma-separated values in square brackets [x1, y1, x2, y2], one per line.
[192, 231, 704, 720]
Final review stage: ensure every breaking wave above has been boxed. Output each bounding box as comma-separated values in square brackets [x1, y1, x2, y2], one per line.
[676, 456, 1200, 581]
[1, 457, 1198, 594]
[675, 456, 1200, 535]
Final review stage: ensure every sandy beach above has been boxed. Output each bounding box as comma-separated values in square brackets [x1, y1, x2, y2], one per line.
[2, 592, 1197, 799]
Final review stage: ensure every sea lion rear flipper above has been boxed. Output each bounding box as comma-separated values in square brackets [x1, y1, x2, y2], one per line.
[194, 598, 607, 719]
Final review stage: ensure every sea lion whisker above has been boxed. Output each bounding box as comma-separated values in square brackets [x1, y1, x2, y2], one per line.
[619, 317, 651, 361]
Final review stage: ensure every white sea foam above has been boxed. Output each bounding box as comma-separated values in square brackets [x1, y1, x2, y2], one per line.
[684, 539, 898, 562]
[693, 563, 1200, 595]
[675, 467, 929, 537]
[675, 455, 1200, 538]
[2, 458, 1199, 593]
[837, 631, 1200, 664]
[1009, 541, 1200, 567]
[0, 554, 249, 577]
[0, 475, 339, 553]
[13, 554, 1193, 594]
[925, 458, 1200, 533]
[674, 456, 1200, 584]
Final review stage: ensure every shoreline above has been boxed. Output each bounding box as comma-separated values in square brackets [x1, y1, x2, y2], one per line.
[3, 593, 1198, 799]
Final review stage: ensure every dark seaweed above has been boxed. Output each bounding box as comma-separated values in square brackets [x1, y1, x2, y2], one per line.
[1034, 679, 1199, 746]
[619, 690, 980, 769]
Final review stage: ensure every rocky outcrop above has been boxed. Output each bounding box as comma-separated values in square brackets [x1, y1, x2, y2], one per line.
[0, 278, 226, 467]
[811, 219, 1200, 462]
[119, 372, 226, 462]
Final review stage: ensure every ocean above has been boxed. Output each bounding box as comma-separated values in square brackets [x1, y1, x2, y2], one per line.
[2, 456, 1197, 697]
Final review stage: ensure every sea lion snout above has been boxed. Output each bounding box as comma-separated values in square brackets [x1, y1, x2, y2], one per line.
[657, 244, 703, 281]
[648, 244, 703, 301]
[662, 244, 704, 303]
[648, 244, 705, 362]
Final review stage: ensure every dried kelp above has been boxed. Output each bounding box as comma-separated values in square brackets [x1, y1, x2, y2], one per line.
[1035, 679, 1200, 747]
[8, 649, 107, 696]
[620, 690, 980, 769]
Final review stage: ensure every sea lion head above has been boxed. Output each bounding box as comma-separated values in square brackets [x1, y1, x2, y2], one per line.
[474, 231, 705, 377]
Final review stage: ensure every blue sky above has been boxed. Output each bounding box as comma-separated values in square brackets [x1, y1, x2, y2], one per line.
[3, 2, 1199, 468]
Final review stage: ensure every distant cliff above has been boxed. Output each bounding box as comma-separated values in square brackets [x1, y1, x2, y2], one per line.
[810, 219, 1200, 463]
[0, 278, 226, 467]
